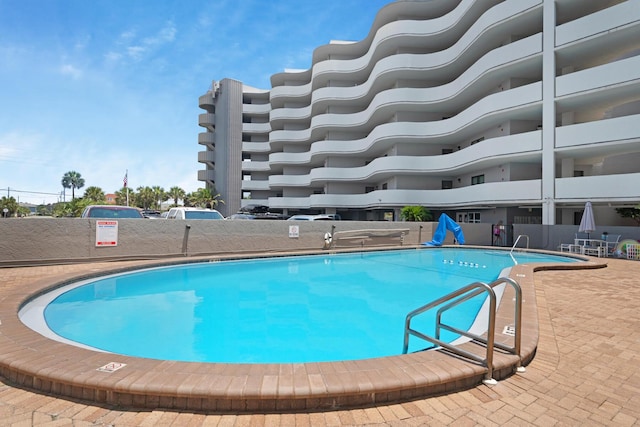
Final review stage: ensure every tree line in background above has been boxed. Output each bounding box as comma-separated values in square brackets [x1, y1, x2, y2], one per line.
[0, 171, 224, 217]
[3, 171, 640, 223]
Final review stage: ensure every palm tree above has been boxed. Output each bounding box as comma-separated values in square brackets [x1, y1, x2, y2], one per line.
[61, 171, 85, 200]
[136, 186, 156, 210]
[168, 186, 186, 207]
[83, 186, 106, 203]
[114, 187, 134, 206]
[151, 186, 166, 210]
[188, 187, 225, 208]
[400, 206, 432, 222]
[0, 196, 18, 217]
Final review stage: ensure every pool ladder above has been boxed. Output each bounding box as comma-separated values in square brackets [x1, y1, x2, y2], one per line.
[402, 277, 523, 384]
[510, 234, 530, 254]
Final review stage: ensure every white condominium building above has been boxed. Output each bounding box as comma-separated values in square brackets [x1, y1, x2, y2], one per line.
[198, 0, 640, 224]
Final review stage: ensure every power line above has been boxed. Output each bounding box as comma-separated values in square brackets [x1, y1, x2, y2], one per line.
[1, 188, 63, 204]
[1, 187, 61, 196]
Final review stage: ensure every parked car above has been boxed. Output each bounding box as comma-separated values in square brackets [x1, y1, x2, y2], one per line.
[287, 214, 340, 221]
[227, 213, 256, 220]
[141, 209, 162, 219]
[236, 204, 287, 220]
[238, 204, 269, 214]
[166, 207, 224, 220]
[81, 205, 144, 219]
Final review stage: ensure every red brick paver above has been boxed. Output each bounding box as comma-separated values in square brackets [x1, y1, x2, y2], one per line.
[1, 256, 639, 426]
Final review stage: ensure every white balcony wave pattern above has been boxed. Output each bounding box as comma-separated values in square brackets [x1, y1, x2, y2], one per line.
[270, 83, 542, 154]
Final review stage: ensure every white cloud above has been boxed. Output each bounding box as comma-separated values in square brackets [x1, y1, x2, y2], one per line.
[59, 64, 83, 79]
[104, 51, 122, 62]
[127, 45, 146, 60]
[108, 21, 178, 63]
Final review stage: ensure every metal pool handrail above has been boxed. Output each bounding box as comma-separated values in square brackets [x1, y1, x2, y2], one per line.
[510, 234, 530, 253]
[402, 277, 523, 383]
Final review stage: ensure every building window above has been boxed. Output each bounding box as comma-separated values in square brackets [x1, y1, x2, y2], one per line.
[442, 148, 453, 155]
[457, 212, 480, 223]
[471, 174, 485, 185]
[441, 180, 453, 189]
[468, 212, 481, 223]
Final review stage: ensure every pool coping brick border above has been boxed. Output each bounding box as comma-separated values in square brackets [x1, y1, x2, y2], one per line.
[0, 246, 605, 414]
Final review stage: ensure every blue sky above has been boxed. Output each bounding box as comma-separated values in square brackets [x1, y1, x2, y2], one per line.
[0, 0, 391, 204]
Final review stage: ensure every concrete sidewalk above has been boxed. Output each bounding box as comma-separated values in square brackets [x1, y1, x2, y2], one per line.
[1, 257, 639, 426]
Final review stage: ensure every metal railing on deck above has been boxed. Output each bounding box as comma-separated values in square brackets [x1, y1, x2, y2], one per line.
[403, 277, 523, 383]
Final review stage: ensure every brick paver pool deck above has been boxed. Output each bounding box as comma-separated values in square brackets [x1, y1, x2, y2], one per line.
[1, 253, 639, 426]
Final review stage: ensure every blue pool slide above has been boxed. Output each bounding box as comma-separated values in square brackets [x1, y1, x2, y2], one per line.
[423, 213, 465, 246]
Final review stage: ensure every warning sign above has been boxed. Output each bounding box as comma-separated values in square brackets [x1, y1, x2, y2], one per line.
[96, 362, 127, 373]
[96, 220, 118, 247]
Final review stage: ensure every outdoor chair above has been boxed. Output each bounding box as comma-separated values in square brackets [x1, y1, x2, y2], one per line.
[602, 234, 621, 256]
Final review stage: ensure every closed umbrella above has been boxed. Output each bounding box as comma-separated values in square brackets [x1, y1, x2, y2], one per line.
[578, 201, 596, 239]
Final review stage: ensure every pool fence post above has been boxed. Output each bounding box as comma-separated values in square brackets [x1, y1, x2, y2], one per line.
[182, 224, 191, 256]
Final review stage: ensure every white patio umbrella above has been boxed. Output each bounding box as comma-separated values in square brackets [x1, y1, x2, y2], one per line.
[578, 201, 596, 239]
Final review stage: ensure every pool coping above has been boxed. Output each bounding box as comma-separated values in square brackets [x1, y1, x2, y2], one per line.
[0, 246, 606, 413]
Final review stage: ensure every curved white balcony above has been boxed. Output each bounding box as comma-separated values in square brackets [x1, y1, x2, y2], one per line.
[198, 113, 215, 130]
[242, 141, 271, 153]
[271, 124, 541, 169]
[311, 0, 540, 88]
[556, 173, 640, 203]
[269, 0, 539, 107]
[243, 103, 271, 115]
[197, 150, 215, 164]
[197, 169, 216, 182]
[269, 132, 541, 187]
[242, 122, 271, 134]
[556, 1, 640, 48]
[241, 180, 270, 191]
[556, 55, 640, 103]
[269, 104, 312, 125]
[556, 114, 640, 154]
[311, 0, 492, 84]
[198, 92, 215, 109]
[269, 81, 312, 107]
[310, 34, 541, 116]
[270, 68, 311, 89]
[268, 0, 460, 89]
[305, 55, 542, 138]
[269, 151, 312, 166]
[269, 33, 542, 130]
[309, 0, 462, 66]
[269, 180, 542, 210]
[241, 161, 270, 172]
[198, 132, 215, 147]
[269, 82, 542, 152]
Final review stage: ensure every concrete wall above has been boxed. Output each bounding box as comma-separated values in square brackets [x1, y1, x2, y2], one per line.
[515, 224, 640, 252]
[4, 218, 636, 266]
[0, 219, 438, 266]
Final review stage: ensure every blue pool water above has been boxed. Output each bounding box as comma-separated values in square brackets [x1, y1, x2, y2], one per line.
[37, 248, 576, 363]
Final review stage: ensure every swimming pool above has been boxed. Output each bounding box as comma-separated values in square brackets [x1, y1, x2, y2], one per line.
[22, 248, 577, 364]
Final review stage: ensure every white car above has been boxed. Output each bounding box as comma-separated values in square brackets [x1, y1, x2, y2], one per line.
[166, 207, 224, 220]
[287, 214, 340, 221]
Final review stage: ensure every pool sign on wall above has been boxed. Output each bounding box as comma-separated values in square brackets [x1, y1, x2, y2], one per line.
[96, 220, 118, 247]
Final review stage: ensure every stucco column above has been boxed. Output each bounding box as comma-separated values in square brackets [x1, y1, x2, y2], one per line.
[541, 0, 556, 225]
